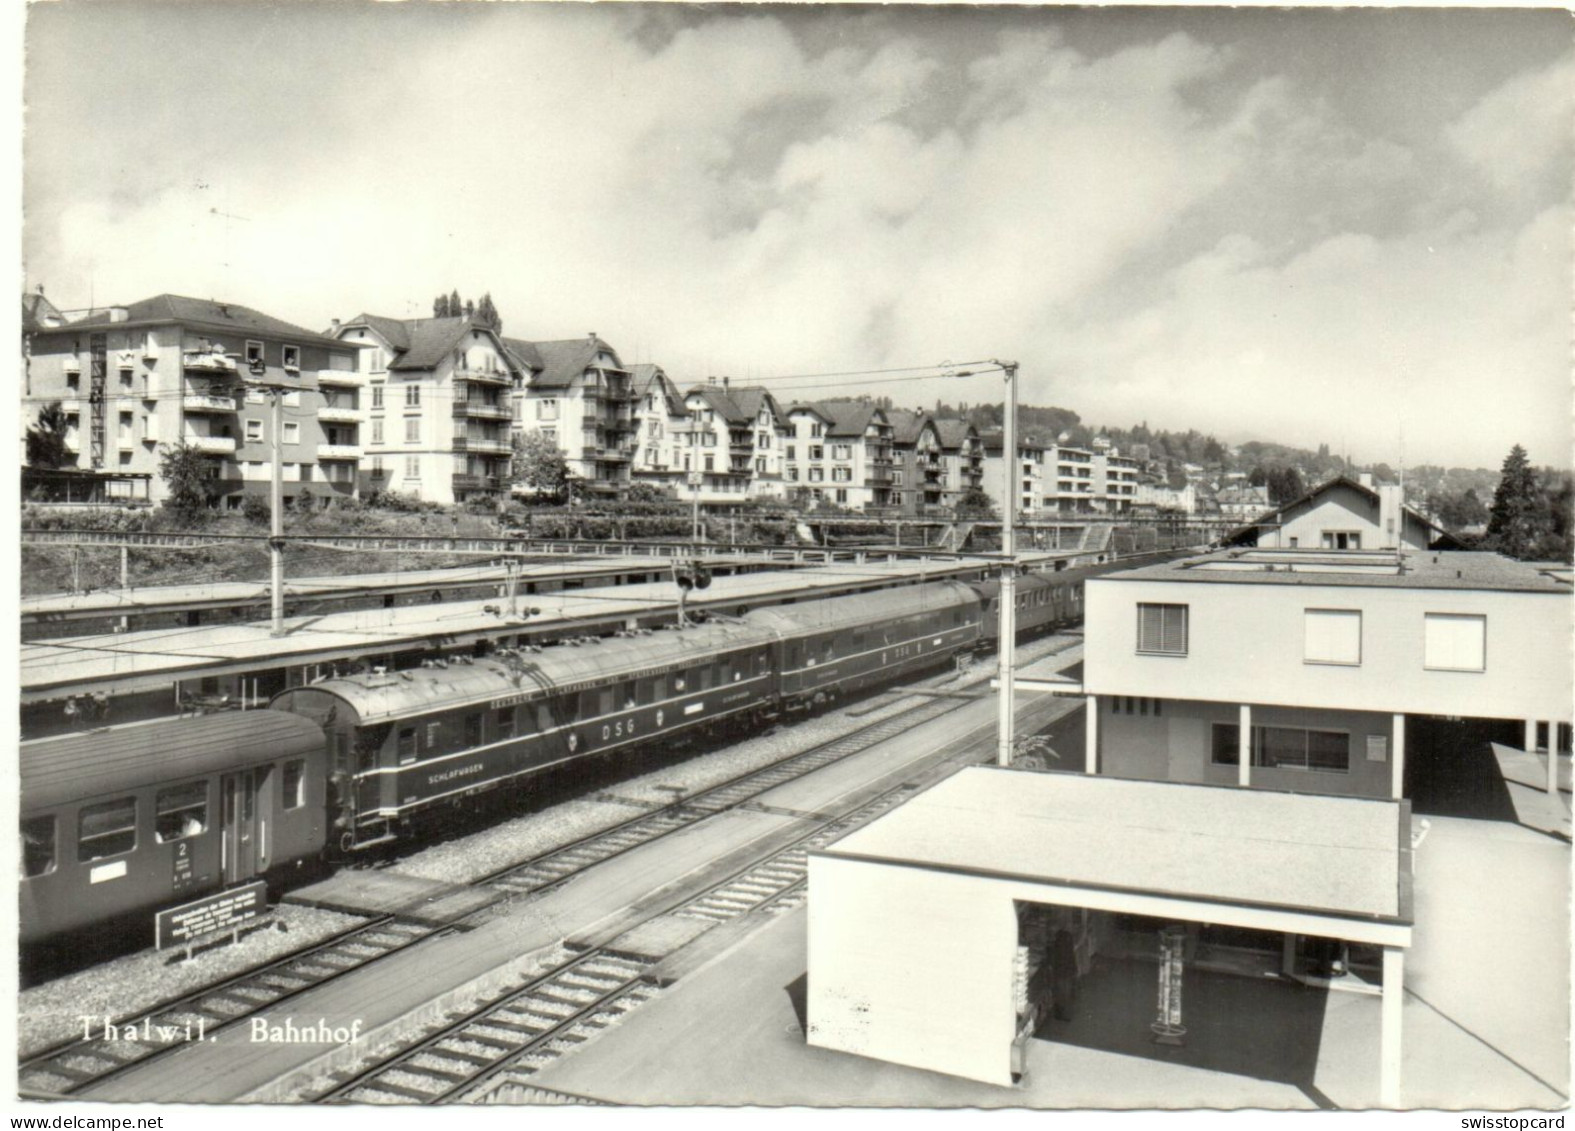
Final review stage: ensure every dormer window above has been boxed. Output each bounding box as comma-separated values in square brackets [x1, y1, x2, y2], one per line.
[281, 345, 300, 371]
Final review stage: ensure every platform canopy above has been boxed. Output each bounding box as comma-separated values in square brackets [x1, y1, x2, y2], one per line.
[822, 766, 1413, 944]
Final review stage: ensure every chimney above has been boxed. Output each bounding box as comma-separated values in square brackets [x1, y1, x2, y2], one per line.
[1378, 484, 1403, 549]
[35, 284, 43, 295]
[330, 318, 341, 334]
[107, 306, 129, 323]
[587, 331, 597, 344]
[722, 376, 730, 390]
[1358, 472, 1374, 490]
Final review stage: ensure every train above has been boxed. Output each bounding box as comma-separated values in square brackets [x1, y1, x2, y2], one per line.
[20, 556, 1174, 947]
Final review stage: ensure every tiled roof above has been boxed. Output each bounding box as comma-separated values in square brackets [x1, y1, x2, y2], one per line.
[67, 294, 349, 347]
[687, 384, 783, 425]
[344, 313, 412, 351]
[501, 337, 544, 373]
[884, 408, 930, 446]
[528, 337, 623, 390]
[932, 418, 975, 450]
[818, 401, 887, 438]
[387, 316, 477, 371]
[21, 291, 63, 331]
[786, 402, 835, 425]
[630, 363, 686, 415]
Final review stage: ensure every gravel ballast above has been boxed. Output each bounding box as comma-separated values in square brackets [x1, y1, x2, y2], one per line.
[19, 904, 366, 1059]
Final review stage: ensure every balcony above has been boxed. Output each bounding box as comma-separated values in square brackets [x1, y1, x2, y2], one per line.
[452, 436, 512, 455]
[453, 367, 509, 386]
[317, 368, 364, 388]
[183, 350, 236, 373]
[453, 401, 512, 421]
[318, 443, 362, 461]
[452, 473, 502, 493]
[185, 435, 236, 455]
[182, 394, 238, 414]
[318, 404, 364, 424]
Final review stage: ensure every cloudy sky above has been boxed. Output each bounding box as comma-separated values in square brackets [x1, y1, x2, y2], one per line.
[23, 3, 1573, 469]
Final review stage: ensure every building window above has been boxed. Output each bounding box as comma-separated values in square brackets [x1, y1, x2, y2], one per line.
[281, 345, 301, 371]
[538, 399, 558, 421]
[245, 340, 264, 365]
[835, 488, 848, 504]
[78, 797, 136, 861]
[808, 467, 824, 483]
[833, 444, 852, 460]
[406, 384, 420, 407]
[371, 384, 384, 409]
[405, 418, 420, 443]
[405, 455, 420, 479]
[1321, 531, 1362, 550]
[1424, 613, 1486, 672]
[245, 419, 264, 442]
[282, 390, 301, 408]
[371, 419, 384, 444]
[758, 432, 770, 449]
[704, 454, 715, 472]
[786, 445, 796, 461]
[1136, 603, 1188, 655]
[1212, 723, 1350, 774]
[755, 457, 765, 474]
[811, 423, 823, 438]
[832, 467, 851, 483]
[1304, 609, 1361, 666]
[809, 445, 824, 461]
[283, 422, 300, 445]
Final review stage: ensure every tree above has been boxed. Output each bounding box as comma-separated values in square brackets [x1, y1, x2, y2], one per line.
[448, 289, 462, 318]
[476, 292, 502, 332]
[1266, 467, 1305, 505]
[956, 486, 997, 519]
[157, 439, 218, 524]
[463, 298, 475, 318]
[510, 429, 571, 504]
[25, 401, 69, 469]
[434, 294, 450, 317]
[1485, 445, 1553, 560]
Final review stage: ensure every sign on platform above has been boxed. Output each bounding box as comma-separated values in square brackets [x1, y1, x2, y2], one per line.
[156, 880, 267, 951]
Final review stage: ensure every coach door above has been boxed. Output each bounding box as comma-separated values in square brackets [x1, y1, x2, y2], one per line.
[220, 767, 271, 883]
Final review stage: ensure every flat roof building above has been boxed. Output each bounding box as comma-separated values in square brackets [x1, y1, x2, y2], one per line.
[1082, 548, 1572, 800]
[809, 767, 1414, 1103]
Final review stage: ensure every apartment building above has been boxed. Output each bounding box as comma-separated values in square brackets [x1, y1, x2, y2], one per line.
[886, 409, 943, 515]
[933, 418, 985, 508]
[1084, 548, 1573, 800]
[785, 402, 894, 509]
[628, 363, 689, 494]
[513, 334, 635, 497]
[982, 432, 1048, 515]
[333, 315, 522, 504]
[24, 294, 362, 508]
[681, 380, 788, 504]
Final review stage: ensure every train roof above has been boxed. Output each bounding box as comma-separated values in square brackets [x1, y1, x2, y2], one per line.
[279, 617, 783, 725]
[746, 580, 979, 634]
[21, 712, 325, 812]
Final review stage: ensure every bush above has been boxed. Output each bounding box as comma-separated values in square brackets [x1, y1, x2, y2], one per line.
[242, 495, 271, 525]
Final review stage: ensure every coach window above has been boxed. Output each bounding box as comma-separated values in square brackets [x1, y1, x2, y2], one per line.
[599, 687, 617, 714]
[282, 760, 306, 810]
[620, 682, 636, 710]
[155, 782, 208, 842]
[79, 798, 137, 861]
[497, 706, 517, 740]
[464, 713, 483, 747]
[537, 704, 555, 733]
[21, 816, 55, 878]
[673, 674, 686, 693]
[425, 721, 442, 751]
[398, 726, 418, 764]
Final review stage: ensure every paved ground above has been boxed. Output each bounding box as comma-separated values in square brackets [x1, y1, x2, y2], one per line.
[528, 810, 1569, 1110]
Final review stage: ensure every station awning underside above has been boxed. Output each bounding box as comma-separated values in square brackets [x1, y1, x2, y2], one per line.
[819, 767, 1414, 948]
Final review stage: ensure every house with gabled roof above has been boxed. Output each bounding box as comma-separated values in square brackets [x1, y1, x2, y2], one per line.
[628, 363, 688, 493]
[785, 400, 894, 510]
[932, 417, 984, 509]
[1222, 473, 1458, 551]
[509, 333, 635, 497]
[25, 292, 362, 508]
[680, 378, 788, 504]
[332, 314, 522, 504]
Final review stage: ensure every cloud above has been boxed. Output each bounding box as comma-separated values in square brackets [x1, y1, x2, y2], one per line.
[22, 7, 1571, 468]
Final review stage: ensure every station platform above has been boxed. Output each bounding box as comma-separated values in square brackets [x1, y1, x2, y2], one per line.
[284, 870, 505, 926]
[21, 557, 997, 706]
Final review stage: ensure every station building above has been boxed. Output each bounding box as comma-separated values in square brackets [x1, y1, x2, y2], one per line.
[1081, 548, 1572, 799]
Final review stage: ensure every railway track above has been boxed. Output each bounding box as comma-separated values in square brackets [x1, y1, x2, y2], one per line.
[19, 916, 450, 1098]
[481, 691, 976, 897]
[21, 638, 1081, 1103]
[313, 781, 928, 1104]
